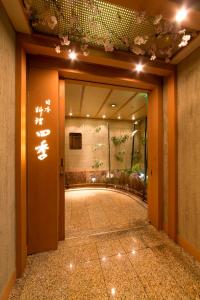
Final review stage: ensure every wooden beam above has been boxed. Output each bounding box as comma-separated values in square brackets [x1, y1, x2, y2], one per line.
[171, 35, 200, 64]
[1, 0, 31, 33]
[95, 89, 113, 117]
[104, 0, 200, 31]
[111, 93, 137, 117]
[28, 55, 162, 91]
[17, 33, 175, 77]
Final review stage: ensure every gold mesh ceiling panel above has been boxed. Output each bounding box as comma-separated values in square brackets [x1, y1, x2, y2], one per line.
[27, 0, 195, 60]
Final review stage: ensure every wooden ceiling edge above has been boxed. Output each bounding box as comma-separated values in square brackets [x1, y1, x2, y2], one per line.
[27, 55, 162, 89]
[2, 0, 31, 34]
[128, 103, 147, 117]
[17, 32, 175, 77]
[171, 34, 200, 64]
[110, 93, 137, 118]
[64, 79, 145, 93]
[95, 89, 113, 117]
[103, 0, 200, 31]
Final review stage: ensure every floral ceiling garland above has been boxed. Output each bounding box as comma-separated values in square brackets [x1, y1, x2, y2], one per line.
[23, 0, 197, 63]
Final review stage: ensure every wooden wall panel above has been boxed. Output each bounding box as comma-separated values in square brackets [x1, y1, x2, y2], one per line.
[58, 80, 65, 241]
[148, 85, 163, 229]
[27, 68, 59, 254]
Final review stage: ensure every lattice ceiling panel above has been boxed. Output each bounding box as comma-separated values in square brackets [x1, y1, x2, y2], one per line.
[25, 0, 197, 61]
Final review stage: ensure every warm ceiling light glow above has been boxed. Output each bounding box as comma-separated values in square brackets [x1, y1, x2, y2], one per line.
[111, 288, 116, 296]
[175, 7, 188, 23]
[68, 50, 77, 60]
[102, 115, 106, 119]
[132, 115, 135, 120]
[111, 104, 116, 108]
[86, 114, 90, 117]
[117, 116, 121, 119]
[69, 112, 73, 116]
[135, 63, 144, 73]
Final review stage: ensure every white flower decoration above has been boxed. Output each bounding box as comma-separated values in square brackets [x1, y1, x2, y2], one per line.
[178, 34, 191, 48]
[55, 45, 61, 54]
[61, 36, 70, 46]
[134, 36, 148, 45]
[103, 40, 114, 52]
[47, 16, 57, 30]
[131, 45, 145, 55]
[150, 54, 156, 61]
[153, 15, 162, 25]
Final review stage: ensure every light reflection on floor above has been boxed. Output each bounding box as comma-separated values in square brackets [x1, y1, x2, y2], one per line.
[9, 189, 200, 299]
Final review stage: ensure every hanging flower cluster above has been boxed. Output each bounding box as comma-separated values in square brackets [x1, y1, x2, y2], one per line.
[23, 0, 195, 63]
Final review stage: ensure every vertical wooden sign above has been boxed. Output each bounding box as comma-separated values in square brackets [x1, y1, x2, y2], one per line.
[27, 68, 59, 254]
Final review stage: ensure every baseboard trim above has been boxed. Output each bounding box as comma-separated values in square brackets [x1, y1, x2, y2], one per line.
[178, 235, 200, 262]
[0, 272, 16, 300]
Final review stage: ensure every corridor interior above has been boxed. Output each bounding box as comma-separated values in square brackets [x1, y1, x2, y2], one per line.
[9, 189, 200, 299]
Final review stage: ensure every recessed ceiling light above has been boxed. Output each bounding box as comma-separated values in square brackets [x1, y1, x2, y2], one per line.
[86, 114, 90, 117]
[117, 116, 121, 119]
[175, 7, 188, 23]
[102, 115, 106, 119]
[68, 50, 77, 60]
[135, 63, 144, 73]
[111, 104, 116, 108]
[132, 115, 135, 120]
[69, 112, 73, 116]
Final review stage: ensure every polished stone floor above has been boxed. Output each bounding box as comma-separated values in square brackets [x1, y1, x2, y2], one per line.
[65, 189, 148, 237]
[9, 189, 200, 299]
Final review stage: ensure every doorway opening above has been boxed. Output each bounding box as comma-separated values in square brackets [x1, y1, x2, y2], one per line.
[64, 80, 149, 236]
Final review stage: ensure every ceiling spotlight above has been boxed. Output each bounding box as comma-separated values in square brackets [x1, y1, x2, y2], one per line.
[175, 7, 188, 23]
[86, 114, 90, 117]
[102, 115, 106, 119]
[132, 115, 135, 120]
[111, 104, 116, 108]
[135, 63, 144, 73]
[69, 112, 73, 116]
[68, 50, 77, 60]
[117, 116, 121, 119]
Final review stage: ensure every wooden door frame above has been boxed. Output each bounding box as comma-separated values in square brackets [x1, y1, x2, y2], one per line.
[16, 33, 177, 277]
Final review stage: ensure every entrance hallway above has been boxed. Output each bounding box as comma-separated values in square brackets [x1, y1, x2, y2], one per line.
[65, 189, 148, 237]
[9, 190, 200, 299]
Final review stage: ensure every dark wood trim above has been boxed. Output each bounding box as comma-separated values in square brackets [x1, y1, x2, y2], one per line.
[167, 72, 178, 241]
[58, 80, 65, 241]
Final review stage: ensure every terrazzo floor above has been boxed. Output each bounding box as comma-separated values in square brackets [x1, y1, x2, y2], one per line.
[9, 189, 200, 299]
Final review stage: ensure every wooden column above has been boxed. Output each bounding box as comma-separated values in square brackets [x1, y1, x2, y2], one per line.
[58, 80, 65, 241]
[27, 67, 59, 254]
[148, 85, 163, 229]
[167, 72, 178, 241]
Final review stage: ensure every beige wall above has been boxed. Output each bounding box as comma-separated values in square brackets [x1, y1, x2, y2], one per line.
[0, 2, 16, 295]
[65, 118, 133, 172]
[177, 48, 200, 250]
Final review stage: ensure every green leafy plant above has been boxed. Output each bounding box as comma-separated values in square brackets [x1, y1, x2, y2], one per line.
[131, 163, 142, 173]
[115, 150, 125, 162]
[95, 126, 101, 133]
[92, 159, 103, 169]
[111, 134, 129, 146]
